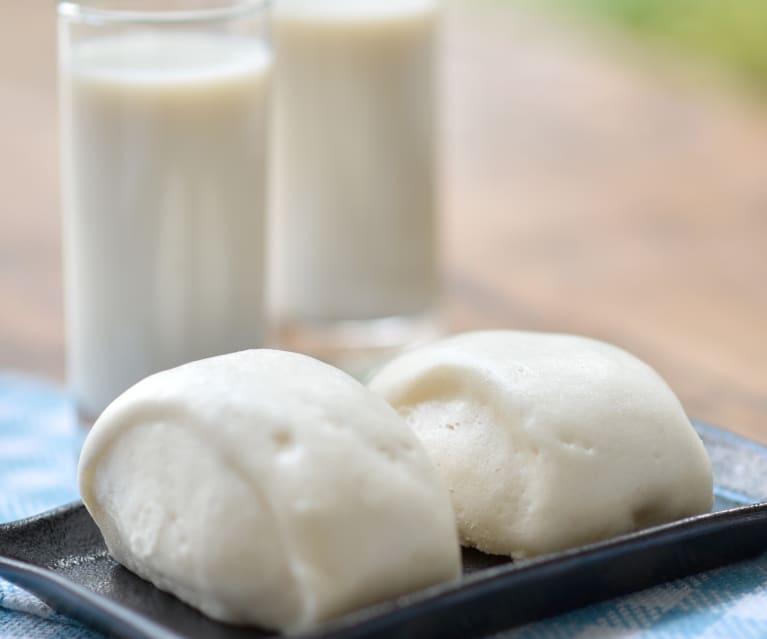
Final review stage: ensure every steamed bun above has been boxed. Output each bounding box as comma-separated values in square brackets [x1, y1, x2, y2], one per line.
[368, 331, 713, 559]
[78, 350, 461, 632]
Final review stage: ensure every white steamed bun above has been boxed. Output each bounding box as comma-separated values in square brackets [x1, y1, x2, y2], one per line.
[368, 331, 713, 559]
[78, 349, 461, 632]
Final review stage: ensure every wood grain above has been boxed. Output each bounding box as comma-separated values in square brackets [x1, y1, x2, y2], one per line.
[0, 2, 765, 441]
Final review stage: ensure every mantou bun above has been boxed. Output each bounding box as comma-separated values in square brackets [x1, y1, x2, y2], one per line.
[368, 331, 714, 559]
[78, 349, 461, 632]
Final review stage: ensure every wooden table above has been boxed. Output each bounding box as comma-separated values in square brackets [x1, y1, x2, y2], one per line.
[1, 2, 765, 442]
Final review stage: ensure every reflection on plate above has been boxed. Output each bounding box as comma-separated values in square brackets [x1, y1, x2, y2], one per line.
[1, 421, 766, 639]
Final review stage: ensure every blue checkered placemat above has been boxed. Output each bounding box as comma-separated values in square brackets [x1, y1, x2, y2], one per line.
[0, 374, 104, 638]
[0, 373, 766, 638]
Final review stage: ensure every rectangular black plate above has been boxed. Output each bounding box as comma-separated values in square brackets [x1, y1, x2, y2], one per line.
[1, 421, 766, 639]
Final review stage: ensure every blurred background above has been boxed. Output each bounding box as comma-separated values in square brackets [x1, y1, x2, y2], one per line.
[539, 0, 767, 85]
[1, 0, 765, 439]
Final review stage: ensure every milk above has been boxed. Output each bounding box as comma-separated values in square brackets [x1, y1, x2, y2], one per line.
[60, 32, 272, 417]
[270, 0, 440, 324]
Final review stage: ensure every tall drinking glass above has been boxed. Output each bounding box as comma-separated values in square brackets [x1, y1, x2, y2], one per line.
[58, 0, 272, 421]
[270, 0, 443, 375]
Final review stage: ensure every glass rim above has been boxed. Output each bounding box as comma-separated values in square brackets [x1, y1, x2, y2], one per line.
[57, 0, 270, 26]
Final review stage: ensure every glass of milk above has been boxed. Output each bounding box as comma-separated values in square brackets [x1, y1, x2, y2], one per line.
[58, 0, 272, 421]
[270, 0, 443, 375]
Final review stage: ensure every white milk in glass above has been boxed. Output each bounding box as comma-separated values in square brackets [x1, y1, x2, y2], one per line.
[60, 32, 271, 417]
[270, 0, 441, 353]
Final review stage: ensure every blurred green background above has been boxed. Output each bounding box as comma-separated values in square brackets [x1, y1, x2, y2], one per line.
[541, 0, 767, 84]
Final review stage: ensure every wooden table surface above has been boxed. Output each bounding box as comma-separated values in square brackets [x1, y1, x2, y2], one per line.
[1, 2, 765, 442]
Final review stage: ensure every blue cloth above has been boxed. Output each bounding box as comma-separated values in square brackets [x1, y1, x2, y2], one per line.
[0, 374, 103, 638]
[0, 373, 766, 638]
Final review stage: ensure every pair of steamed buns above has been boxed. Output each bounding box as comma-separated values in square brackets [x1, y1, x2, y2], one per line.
[78, 331, 713, 632]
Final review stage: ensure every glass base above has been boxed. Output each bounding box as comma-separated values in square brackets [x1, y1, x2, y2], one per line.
[76, 404, 99, 429]
[275, 311, 445, 380]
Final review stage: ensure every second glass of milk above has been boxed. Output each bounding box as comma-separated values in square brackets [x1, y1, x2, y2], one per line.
[270, 0, 443, 374]
[58, 1, 272, 420]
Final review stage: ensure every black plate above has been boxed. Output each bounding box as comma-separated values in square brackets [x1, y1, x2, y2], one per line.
[1, 421, 766, 639]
